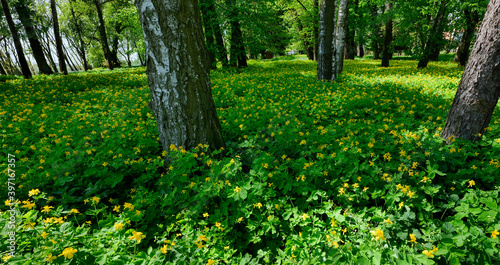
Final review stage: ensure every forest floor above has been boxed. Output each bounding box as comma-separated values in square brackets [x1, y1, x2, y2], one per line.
[1, 55, 499, 264]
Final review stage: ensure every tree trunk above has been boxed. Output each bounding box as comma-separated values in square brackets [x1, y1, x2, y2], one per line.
[199, 0, 217, 69]
[345, 0, 358, 60]
[69, 4, 89, 71]
[94, 0, 114, 70]
[441, 0, 500, 141]
[1, 0, 32, 78]
[134, 0, 225, 153]
[317, 0, 336, 80]
[454, 9, 478, 66]
[313, 0, 319, 61]
[200, 0, 227, 67]
[358, 44, 364, 57]
[335, 0, 349, 75]
[13, 0, 53, 75]
[0, 61, 6, 75]
[417, 0, 448, 68]
[370, 5, 382, 60]
[381, 2, 393, 67]
[226, 0, 247, 68]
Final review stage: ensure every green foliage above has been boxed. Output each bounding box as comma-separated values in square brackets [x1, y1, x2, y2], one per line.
[1, 57, 500, 263]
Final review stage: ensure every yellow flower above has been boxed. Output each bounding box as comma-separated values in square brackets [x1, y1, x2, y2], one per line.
[384, 218, 393, 224]
[114, 222, 124, 230]
[70, 208, 80, 214]
[299, 140, 306, 145]
[301, 213, 309, 220]
[29, 189, 40, 197]
[234, 186, 242, 193]
[91, 196, 100, 204]
[46, 253, 56, 263]
[370, 228, 385, 241]
[207, 259, 217, 265]
[41, 232, 49, 239]
[59, 247, 78, 259]
[422, 249, 434, 258]
[203, 212, 209, 217]
[2, 254, 11, 262]
[113, 205, 121, 212]
[22, 200, 36, 209]
[42, 205, 53, 213]
[409, 234, 417, 243]
[468, 180, 475, 187]
[129, 231, 146, 243]
[124, 202, 134, 211]
[161, 244, 169, 254]
[492, 230, 499, 238]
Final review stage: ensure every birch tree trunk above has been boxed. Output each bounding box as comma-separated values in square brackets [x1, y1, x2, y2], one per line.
[316, 0, 336, 81]
[381, 2, 392, 67]
[334, 0, 349, 76]
[0, 0, 32, 79]
[441, 0, 500, 141]
[134, 0, 225, 153]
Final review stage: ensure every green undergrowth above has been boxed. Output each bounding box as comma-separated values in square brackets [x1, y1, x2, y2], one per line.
[1, 56, 499, 264]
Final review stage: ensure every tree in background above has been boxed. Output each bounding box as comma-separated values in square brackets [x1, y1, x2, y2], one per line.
[417, 0, 449, 68]
[50, 0, 68, 75]
[134, 0, 225, 153]
[335, 0, 349, 75]
[316, 0, 336, 80]
[441, 0, 500, 141]
[381, 1, 392, 67]
[0, 0, 32, 78]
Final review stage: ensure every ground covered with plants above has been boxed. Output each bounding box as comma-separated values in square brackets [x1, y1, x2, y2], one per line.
[1, 56, 500, 264]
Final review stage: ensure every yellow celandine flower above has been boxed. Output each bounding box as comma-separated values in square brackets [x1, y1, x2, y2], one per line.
[370, 228, 385, 241]
[29, 189, 40, 197]
[363, 187, 369, 192]
[160, 245, 169, 254]
[91, 197, 100, 204]
[409, 234, 417, 243]
[46, 253, 56, 263]
[113, 205, 121, 212]
[70, 209, 80, 214]
[22, 200, 36, 209]
[234, 186, 242, 193]
[2, 254, 11, 262]
[114, 222, 124, 230]
[254, 203, 263, 209]
[129, 231, 146, 243]
[203, 213, 209, 217]
[124, 202, 134, 211]
[42, 205, 53, 213]
[468, 180, 475, 187]
[384, 218, 393, 224]
[206, 259, 217, 265]
[59, 247, 78, 259]
[301, 213, 309, 220]
[491, 230, 499, 238]
[422, 246, 438, 258]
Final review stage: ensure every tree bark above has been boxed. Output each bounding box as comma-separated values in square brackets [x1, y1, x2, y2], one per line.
[1, 0, 32, 78]
[13, 0, 54, 75]
[381, 2, 392, 67]
[94, 0, 114, 70]
[69, 3, 89, 71]
[417, 0, 448, 68]
[345, 0, 358, 60]
[335, 0, 349, 75]
[51, 0, 68, 75]
[358, 44, 364, 57]
[454, 9, 479, 66]
[134, 0, 225, 153]
[441, 0, 500, 141]
[370, 5, 382, 60]
[0, 61, 6, 75]
[317, 0, 336, 80]
[199, 0, 217, 69]
[313, 0, 319, 61]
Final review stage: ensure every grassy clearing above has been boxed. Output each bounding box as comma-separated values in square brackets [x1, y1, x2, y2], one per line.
[1, 56, 500, 264]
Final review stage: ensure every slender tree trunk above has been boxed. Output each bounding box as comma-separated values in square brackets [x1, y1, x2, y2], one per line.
[417, 0, 448, 68]
[51, 0, 67, 75]
[199, 0, 217, 69]
[454, 9, 478, 66]
[200, 0, 227, 67]
[345, 0, 358, 60]
[134, 0, 225, 153]
[335, 0, 349, 75]
[40, 37, 58, 73]
[371, 5, 382, 60]
[317, 0, 336, 80]
[313, 0, 319, 61]
[1, 0, 32, 78]
[441, 0, 500, 141]
[358, 44, 364, 57]
[13, 0, 53, 75]
[381, 2, 393, 67]
[0, 61, 6, 75]
[94, 0, 113, 70]
[226, 0, 247, 68]
[69, 4, 88, 70]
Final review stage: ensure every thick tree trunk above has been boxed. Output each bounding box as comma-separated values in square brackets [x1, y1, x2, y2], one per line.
[94, 0, 114, 70]
[417, 0, 448, 68]
[335, 0, 349, 75]
[454, 9, 478, 66]
[317, 0, 336, 80]
[13, 1, 53, 75]
[441, 0, 500, 141]
[134, 0, 225, 153]
[0, 61, 6, 75]
[381, 2, 392, 67]
[1, 0, 32, 78]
